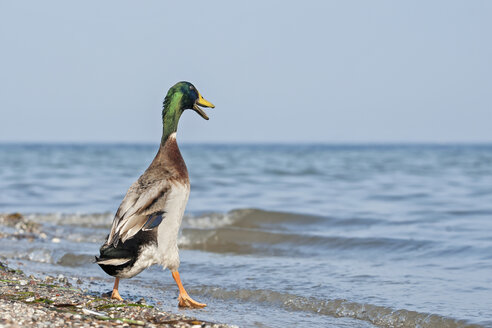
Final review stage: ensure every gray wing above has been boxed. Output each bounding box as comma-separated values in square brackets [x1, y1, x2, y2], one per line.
[106, 176, 170, 246]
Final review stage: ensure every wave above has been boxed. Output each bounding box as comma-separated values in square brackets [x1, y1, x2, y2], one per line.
[177, 209, 430, 256]
[25, 212, 114, 228]
[17, 208, 381, 230]
[178, 227, 432, 256]
[7, 209, 433, 257]
[190, 286, 484, 328]
[11, 209, 477, 260]
[183, 208, 382, 230]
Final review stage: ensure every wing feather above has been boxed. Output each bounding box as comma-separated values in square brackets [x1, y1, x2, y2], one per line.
[107, 178, 170, 246]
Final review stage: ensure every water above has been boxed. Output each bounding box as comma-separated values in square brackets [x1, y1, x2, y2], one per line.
[0, 143, 491, 327]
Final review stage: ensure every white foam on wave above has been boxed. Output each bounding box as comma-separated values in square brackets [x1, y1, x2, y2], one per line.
[25, 212, 114, 228]
[8, 248, 54, 264]
[23, 211, 240, 230]
[177, 230, 215, 247]
[182, 212, 236, 229]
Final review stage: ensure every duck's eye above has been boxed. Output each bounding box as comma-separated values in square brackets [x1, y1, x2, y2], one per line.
[189, 85, 194, 90]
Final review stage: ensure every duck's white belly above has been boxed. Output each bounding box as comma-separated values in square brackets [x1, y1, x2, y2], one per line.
[155, 182, 190, 271]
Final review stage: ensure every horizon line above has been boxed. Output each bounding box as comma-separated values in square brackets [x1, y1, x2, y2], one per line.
[1, 140, 492, 146]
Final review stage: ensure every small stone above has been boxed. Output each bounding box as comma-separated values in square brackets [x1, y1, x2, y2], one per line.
[57, 274, 69, 284]
[51, 237, 61, 243]
[19, 280, 28, 286]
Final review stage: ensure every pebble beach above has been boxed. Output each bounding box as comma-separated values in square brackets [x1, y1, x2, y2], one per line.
[0, 261, 233, 328]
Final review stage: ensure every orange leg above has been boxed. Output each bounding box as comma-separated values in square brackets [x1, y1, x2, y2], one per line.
[172, 271, 206, 308]
[111, 277, 123, 301]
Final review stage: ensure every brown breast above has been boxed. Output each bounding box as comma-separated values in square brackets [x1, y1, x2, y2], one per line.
[147, 134, 189, 185]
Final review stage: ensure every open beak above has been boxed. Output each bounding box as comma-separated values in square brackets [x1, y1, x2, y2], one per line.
[193, 92, 215, 120]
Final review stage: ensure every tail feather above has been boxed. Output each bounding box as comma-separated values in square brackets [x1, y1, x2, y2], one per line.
[95, 257, 132, 266]
[96, 229, 157, 277]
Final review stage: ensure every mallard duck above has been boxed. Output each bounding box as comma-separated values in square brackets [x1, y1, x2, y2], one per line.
[96, 81, 215, 308]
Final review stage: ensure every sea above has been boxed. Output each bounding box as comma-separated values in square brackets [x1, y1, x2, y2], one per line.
[0, 143, 491, 327]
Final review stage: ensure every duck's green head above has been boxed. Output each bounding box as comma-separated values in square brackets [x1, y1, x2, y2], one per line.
[163, 81, 215, 121]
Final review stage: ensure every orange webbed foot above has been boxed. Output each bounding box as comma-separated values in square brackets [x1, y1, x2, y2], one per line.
[111, 289, 124, 301]
[178, 292, 206, 308]
[172, 271, 206, 308]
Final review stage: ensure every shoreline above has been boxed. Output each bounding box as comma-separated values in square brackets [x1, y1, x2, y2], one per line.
[0, 260, 234, 328]
[0, 214, 234, 328]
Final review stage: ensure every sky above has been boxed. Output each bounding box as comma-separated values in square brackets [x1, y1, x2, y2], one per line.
[0, 1, 491, 143]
